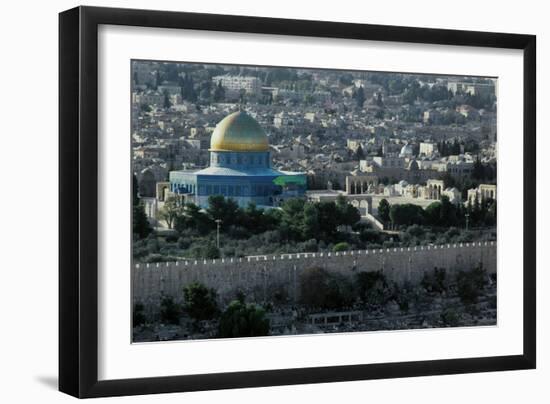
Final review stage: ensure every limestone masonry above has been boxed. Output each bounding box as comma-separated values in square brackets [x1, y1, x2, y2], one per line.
[133, 242, 496, 312]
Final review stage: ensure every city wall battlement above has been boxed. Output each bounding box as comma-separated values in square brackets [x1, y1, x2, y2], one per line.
[133, 242, 497, 311]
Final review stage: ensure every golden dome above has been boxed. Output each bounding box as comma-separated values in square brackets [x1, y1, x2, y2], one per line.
[210, 111, 269, 152]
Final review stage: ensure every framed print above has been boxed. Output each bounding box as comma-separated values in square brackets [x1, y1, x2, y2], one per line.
[59, 6, 536, 398]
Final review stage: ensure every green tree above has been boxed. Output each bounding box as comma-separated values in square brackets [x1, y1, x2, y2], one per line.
[484, 199, 497, 227]
[406, 224, 425, 238]
[389, 203, 425, 226]
[339, 73, 354, 86]
[424, 201, 442, 226]
[302, 203, 320, 240]
[163, 90, 171, 109]
[279, 198, 306, 241]
[440, 172, 457, 189]
[439, 195, 456, 226]
[472, 157, 485, 180]
[424, 196, 457, 227]
[154, 70, 161, 90]
[238, 88, 247, 105]
[159, 196, 182, 229]
[132, 174, 151, 238]
[316, 201, 341, 240]
[181, 75, 197, 101]
[242, 203, 272, 234]
[378, 198, 390, 222]
[336, 195, 361, 227]
[376, 92, 384, 107]
[183, 282, 219, 322]
[471, 194, 482, 226]
[218, 299, 270, 338]
[360, 228, 383, 244]
[207, 195, 241, 227]
[174, 202, 213, 234]
[354, 144, 365, 160]
[133, 202, 152, 238]
[354, 86, 365, 108]
[213, 80, 225, 102]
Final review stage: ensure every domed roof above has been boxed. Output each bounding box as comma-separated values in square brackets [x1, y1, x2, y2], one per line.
[210, 111, 269, 152]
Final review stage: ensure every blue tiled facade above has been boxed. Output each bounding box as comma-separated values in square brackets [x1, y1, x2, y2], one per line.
[170, 150, 305, 208]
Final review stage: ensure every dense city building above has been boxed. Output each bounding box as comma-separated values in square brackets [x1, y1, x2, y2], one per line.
[211, 75, 262, 98]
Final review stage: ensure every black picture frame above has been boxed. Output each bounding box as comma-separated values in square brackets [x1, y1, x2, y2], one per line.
[59, 5, 536, 398]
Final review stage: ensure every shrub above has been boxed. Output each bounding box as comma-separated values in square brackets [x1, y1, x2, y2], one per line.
[177, 237, 189, 249]
[441, 307, 460, 327]
[456, 231, 475, 243]
[143, 253, 170, 263]
[146, 237, 160, 254]
[203, 243, 220, 259]
[218, 300, 270, 338]
[395, 281, 415, 313]
[165, 234, 178, 243]
[299, 267, 355, 309]
[188, 242, 220, 259]
[271, 286, 289, 304]
[160, 296, 181, 325]
[355, 271, 391, 308]
[421, 267, 448, 294]
[302, 238, 319, 252]
[133, 302, 146, 327]
[333, 242, 349, 252]
[406, 224, 425, 238]
[221, 247, 236, 257]
[445, 227, 460, 238]
[456, 264, 488, 305]
[183, 282, 219, 322]
[360, 228, 382, 244]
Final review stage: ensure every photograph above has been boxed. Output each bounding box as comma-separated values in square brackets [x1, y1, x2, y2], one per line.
[131, 60, 498, 342]
[0, 0, 543, 401]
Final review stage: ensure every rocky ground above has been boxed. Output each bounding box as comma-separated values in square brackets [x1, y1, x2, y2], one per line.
[133, 282, 497, 343]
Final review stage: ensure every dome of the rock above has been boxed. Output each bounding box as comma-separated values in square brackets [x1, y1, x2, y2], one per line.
[210, 111, 269, 152]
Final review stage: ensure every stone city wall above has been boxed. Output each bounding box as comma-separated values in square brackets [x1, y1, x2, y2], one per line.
[133, 242, 496, 313]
